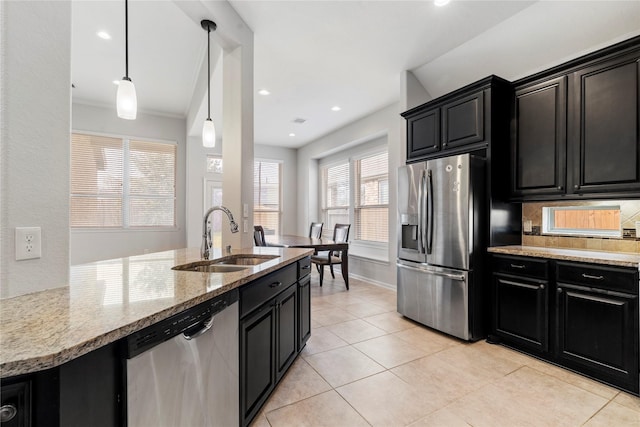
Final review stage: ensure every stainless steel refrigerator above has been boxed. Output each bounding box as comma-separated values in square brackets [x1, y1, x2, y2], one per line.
[397, 153, 486, 341]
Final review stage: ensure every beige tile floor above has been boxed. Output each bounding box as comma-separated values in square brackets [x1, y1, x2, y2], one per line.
[251, 273, 640, 427]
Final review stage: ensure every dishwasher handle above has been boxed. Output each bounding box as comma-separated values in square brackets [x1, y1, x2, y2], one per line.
[183, 316, 215, 340]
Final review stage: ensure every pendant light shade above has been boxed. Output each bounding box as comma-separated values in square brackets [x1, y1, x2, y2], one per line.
[117, 77, 137, 120]
[117, 0, 137, 120]
[201, 19, 217, 147]
[202, 118, 216, 148]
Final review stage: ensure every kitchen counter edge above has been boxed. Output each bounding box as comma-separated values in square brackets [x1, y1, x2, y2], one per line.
[487, 245, 640, 269]
[0, 247, 313, 378]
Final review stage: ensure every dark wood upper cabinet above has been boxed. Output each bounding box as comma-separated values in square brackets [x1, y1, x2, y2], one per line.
[442, 91, 484, 149]
[570, 53, 640, 194]
[407, 107, 440, 159]
[510, 36, 640, 200]
[511, 76, 567, 197]
[402, 75, 511, 163]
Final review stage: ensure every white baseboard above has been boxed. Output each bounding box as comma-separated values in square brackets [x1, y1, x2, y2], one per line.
[349, 273, 395, 291]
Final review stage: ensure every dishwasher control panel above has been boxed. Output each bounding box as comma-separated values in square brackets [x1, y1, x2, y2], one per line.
[126, 289, 238, 358]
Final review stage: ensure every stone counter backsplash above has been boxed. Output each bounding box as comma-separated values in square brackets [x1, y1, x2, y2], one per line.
[522, 200, 640, 254]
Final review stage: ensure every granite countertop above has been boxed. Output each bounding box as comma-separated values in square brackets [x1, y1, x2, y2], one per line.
[488, 245, 640, 269]
[0, 247, 313, 378]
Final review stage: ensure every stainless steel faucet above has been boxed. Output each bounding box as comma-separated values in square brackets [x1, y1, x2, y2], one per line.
[201, 205, 239, 259]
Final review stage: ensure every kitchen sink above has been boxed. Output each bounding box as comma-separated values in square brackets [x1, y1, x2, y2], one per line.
[172, 254, 279, 273]
[213, 254, 279, 266]
[172, 263, 248, 273]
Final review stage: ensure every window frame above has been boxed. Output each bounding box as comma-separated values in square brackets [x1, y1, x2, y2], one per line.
[70, 130, 177, 231]
[542, 205, 622, 238]
[319, 147, 389, 262]
[254, 158, 283, 236]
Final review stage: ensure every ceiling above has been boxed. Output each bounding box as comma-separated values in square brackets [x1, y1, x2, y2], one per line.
[71, 1, 640, 149]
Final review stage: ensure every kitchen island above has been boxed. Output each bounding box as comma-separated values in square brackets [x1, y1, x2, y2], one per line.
[0, 246, 313, 426]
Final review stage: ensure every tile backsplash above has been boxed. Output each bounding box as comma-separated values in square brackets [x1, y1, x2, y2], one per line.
[522, 200, 640, 254]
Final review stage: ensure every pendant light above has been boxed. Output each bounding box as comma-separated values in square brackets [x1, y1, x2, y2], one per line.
[201, 19, 217, 147]
[117, 0, 137, 120]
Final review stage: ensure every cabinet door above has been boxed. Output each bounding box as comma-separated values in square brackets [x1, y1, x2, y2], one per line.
[570, 53, 640, 195]
[240, 304, 275, 426]
[276, 285, 298, 380]
[512, 77, 567, 197]
[494, 275, 548, 353]
[298, 276, 311, 350]
[556, 285, 638, 393]
[442, 91, 484, 149]
[407, 108, 440, 160]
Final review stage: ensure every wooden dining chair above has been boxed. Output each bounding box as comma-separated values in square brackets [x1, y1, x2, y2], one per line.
[309, 222, 323, 239]
[311, 223, 350, 288]
[253, 225, 267, 246]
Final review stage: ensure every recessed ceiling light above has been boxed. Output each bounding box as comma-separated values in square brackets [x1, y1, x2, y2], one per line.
[97, 31, 111, 40]
[258, 89, 270, 96]
[434, 0, 450, 6]
[289, 133, 296, 137]
[331, 106, 341, 111]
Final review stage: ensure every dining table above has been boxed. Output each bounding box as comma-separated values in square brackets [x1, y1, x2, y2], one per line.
[265, 234, 349, 289]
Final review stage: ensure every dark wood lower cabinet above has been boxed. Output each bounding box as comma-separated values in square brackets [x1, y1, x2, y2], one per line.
[556, 285, 638, 393]
[298, 276, 311, 350]
[276, 285, 298, 381]
[492, 254, 639, 395]
[494, 275, 548, 354]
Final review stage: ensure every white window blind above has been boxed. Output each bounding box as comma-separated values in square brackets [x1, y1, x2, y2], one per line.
[321, 162, 350, 238]
[355, 152, 388, 242]
[70, 133, 176, 229]
[254, 161, 282, 235]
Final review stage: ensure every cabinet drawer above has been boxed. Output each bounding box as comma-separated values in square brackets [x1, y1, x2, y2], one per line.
[298, 257, 311, 278]
[556, 261, 638, 295]
[493, 255, 549, 279]
[240, 263, 297, 318]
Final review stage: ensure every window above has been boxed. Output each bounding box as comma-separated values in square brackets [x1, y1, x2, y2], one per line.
[542, 205, 621, 238]
[254, 160, 282, 236]
[70, 132, 176, 228]
[355, 152, 389, 242]
[321, 162, 350, 237]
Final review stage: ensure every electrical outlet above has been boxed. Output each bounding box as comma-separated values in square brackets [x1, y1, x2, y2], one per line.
[523, 220, 533, 233]
[16, 227, 42, 260]
[243, 203, 249, 218]
[243, 219, 248, 233]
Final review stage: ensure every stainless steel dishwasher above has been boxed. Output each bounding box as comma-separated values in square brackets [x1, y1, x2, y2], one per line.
[125, 290, 239, 427]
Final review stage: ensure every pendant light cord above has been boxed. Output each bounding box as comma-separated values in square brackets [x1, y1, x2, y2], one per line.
[125, 0, 129, 78]
[207, 26, 211, 120]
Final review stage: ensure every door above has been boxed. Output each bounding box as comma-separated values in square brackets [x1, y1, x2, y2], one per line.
[276, 285, 298, 381]
[556, 285, 638, 392]
[397, 163, 427, 263]
[442, 91, 484, 149]
[512, 76, 567, 197]
[240, 303, 275, 426]
[407, 108, 441, 160]
[570, 52, 640, 194]
[494, 275, 549, 353]
[426, 154, 475, 270]
[397, 261, 470, 340]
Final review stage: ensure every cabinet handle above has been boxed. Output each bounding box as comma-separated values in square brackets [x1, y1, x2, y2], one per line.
[539, 284, 545, 290]
[301, 265, 311, 270]
[510, 264, 526, 269]
[269, 281, 283, 288]
[574, 184, 579, 189]
[433, 145, 438, 148]
[582, 273, 604, 281]
[557, 288, 563, 294]
[557, 186, 563, 190]
[0, 404, 17, 423]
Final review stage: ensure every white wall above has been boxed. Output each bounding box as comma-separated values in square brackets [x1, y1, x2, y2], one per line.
[297, 103, 402, 288]
[70, 103, 187, 265]
[255, 144, 298, 235]
[1, 1, 71, 298]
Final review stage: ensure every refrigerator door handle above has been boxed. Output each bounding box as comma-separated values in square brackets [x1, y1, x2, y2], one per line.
[418, 169, 426, 254]
[427, 169, 434, 255]
[396, 262, 466, 282]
